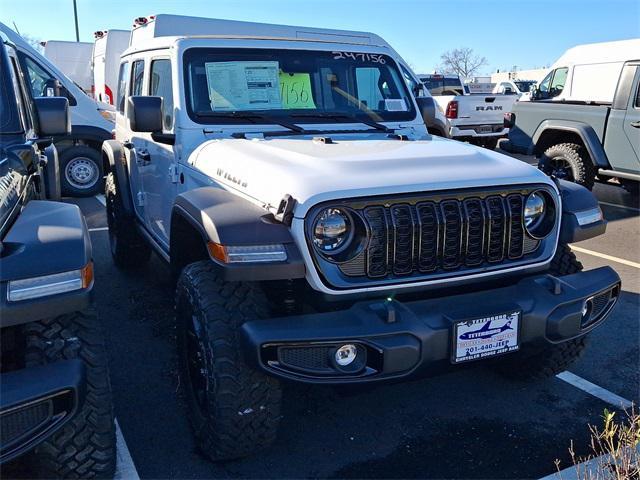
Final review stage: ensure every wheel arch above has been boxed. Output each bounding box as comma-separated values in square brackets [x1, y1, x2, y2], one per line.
[170, 187, 305, 282]
[532, 121, 609, 168]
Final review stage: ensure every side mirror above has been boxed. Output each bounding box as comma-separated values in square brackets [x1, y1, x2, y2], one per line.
[35, 97, 71, 136]
[530, 85, 539, 100]
[415, 96, 436, 127]
[127, 96, 163, 133]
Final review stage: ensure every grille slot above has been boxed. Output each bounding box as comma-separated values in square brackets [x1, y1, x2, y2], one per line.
[416, 202, 440, 272]
[463, 198, 485, 266]
[363, 207, 388, 277]
[440, 200, 463, 269]
[486, 196, 507, 262]
[507, 194, 525, 259]
[390, 204, 414, 275]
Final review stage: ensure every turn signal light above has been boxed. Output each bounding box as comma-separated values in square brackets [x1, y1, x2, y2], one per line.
[207, 242, 287, 264]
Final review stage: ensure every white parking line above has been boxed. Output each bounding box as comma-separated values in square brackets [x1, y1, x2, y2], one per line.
[571, 245, 640, 269]
[88, 227, 109, 232]
[599, 201, 640, 213]
[557, 371, 634, 409]
[95, 194, 106, 206]
[115, 419, 140, 480]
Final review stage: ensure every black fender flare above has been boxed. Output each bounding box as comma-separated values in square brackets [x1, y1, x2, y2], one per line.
[0, 201, 92, 327]
[532, 121, 609, 168]
[53, 125, 112, 145]
[557, 179, 606, 243]
[102, 140, 134, 216]
[171, 187, 306, 281]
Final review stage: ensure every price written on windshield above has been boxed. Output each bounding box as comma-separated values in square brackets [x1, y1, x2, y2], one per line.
[332, 52, 386, 64]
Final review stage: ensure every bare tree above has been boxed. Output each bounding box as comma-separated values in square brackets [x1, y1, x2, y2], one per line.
[437, 47, 488, 79]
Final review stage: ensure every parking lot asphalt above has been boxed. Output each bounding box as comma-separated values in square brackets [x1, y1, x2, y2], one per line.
[6, 151, 639, 479]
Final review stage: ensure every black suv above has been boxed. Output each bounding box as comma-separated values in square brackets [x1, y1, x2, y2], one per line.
[0, 34, 115, 477]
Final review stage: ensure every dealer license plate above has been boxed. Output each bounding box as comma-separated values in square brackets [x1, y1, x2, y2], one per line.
[477, 125, 493, 133]
[453, 311, 520, 364]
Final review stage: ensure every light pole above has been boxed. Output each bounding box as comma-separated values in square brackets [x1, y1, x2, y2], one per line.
[73, 0, 80, 42]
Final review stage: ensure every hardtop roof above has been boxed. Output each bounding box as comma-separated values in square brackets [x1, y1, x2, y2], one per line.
[128, 14, 391, 49]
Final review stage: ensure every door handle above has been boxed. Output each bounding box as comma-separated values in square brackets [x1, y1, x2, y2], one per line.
[630, 121, 640, 128]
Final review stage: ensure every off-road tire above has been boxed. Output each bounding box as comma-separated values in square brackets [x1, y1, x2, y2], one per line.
[540, 143, 596, 190]
[105, 172, 151, 269]
[176, 261, 282, 461]
[495, 244, 588, 380]
[59, 146, 104, 197]
[23, 309, 116, 478]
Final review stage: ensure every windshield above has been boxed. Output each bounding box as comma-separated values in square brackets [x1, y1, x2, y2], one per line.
[514, 81, 535, 93]
[420, 76, 464, 96]
[183, 48, 416, 125]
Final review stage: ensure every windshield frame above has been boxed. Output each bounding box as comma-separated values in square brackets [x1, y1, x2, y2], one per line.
[181, 46, 418, 126]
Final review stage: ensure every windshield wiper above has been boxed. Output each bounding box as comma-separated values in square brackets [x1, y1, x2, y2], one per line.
[289, 113, 392, 133]
[194, 111, 306, 133]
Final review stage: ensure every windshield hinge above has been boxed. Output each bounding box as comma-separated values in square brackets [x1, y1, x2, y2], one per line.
[275, 194, 296, 226]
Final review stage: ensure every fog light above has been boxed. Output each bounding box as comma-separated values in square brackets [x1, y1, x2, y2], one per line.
[335, 344, 357, 366]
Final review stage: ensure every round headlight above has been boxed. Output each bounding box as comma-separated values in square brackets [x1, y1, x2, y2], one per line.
[313, 208, 352, 253]
[524, 192, 545, 229]
[524, 190, 556, 239]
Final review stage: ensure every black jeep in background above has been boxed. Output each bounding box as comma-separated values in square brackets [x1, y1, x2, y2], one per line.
[0, 33, 115, 478]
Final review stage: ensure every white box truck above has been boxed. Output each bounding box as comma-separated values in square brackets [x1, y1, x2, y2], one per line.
[42, 40, 94, 95]
[0, 22, 113, 196]
[92, 30, 130, 105]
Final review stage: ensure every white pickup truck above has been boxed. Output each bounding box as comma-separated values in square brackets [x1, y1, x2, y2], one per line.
[419, 74, 517, 149]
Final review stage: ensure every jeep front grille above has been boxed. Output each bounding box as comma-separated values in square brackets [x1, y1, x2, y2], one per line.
[361, 194, 531, 278]
[306, 186, 556, 290]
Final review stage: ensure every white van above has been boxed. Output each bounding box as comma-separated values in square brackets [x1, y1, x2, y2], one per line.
[92, 30, 130, 105]
[42, 40, 94, 95]
[533, 38, 640, 103]
[0, 22, 113, 196]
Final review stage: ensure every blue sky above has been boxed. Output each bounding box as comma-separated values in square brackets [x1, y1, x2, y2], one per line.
[1, 0, 638, 74]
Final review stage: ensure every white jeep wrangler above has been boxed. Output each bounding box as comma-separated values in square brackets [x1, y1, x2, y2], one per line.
[103, 14, 621, 461]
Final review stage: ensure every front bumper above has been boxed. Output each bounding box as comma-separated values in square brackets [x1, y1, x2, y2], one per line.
[0, 360, 86, 464]
[242, 267, 621, 384]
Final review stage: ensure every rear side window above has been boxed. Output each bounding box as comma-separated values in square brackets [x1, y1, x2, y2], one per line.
[635, 78, 640, 108]
[116, 62, 130, 113]
[149, 59, 174, 130]
[130, 60, 145, 96]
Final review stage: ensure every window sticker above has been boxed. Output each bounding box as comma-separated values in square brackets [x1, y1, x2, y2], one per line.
[204, 61, 282, 111]
[384, 98, 407, 112]
[279, 72, 316, 109]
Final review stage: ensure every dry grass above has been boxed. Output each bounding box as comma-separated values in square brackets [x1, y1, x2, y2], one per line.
[556, 407, 639, 479]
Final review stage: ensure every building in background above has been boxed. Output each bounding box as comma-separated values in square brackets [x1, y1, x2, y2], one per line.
[491, 68, 549, 84]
